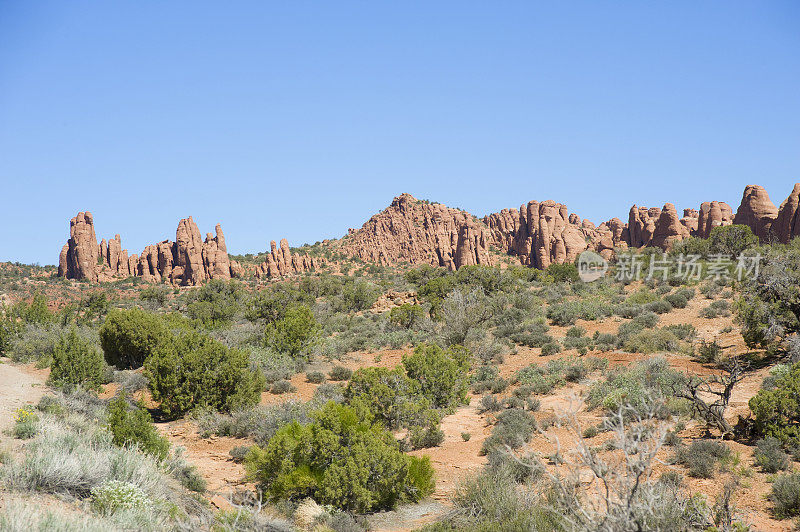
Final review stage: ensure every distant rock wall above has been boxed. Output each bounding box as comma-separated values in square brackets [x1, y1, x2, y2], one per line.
[341, 183, 800, 271]
[58, 214, 240, 285]
[58, 183, 800, 283]
[340, 193, 492, 270]
[254, 239, 325, 279]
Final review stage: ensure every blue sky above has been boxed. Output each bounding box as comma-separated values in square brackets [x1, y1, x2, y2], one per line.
[1, 1, 799, 265]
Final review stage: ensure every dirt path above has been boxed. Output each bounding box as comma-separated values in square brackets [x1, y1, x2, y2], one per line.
[0, 358, 47, 432]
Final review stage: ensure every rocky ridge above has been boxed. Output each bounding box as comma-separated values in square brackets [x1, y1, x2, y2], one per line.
[58, 182, 800, 283]
[254, 239, 325, 279]
[339, 193, 492, 270]
[58, 214, 241, 285]
[340, 183, 800, 271]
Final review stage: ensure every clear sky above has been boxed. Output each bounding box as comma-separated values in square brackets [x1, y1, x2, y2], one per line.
[1, 1, 799, 265]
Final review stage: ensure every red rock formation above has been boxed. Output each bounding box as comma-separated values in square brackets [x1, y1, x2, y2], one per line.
[59, 212, 101, 281]
[733, 185, 778, 241]
[649, 203, 690, 250]
[255, 239, 324, 279]
[695, 201, 734, 238]
[58, 213, 239, 285]
[774, 183, 800, 243]
[483, 200, 620, 268]
[342, 193, 493, 270]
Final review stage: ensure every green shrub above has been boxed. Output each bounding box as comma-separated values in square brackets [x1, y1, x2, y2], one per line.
[402, 343, 471, 411]
[662, 323, 696, 341]
[749, 362, 800, 446]
[264, 304, 318, 359]
[270, 379, 296, 394]
[90, 480, 149, 515]
[633, 311, 659, 328]
[335, 280, 381, 312]
[244, 402, 434, 512]
[540, 342, 561, 356]
[0, 313, 20, 356]
[107, 395, 170, 460]
[701, 299, 731, 318]
[771, 473, 800, 519]
[479, 395, 501, 413]
[329, 365, 353, 381]
[48, 328, 106, 392]
[389, 304, 425, 329]
[675, 440, 730, 478]
[100, 308, 171, 370]
[145, 331, 264, 418]
[565, 326, 586, 338]
[306, 371, 326, 384]
[545, 263, 579, 283]
[696, 339, 723, 364]
[481, 409, 536, 455]
[12, 407, 38, 439]
[185, 279, 244, 327]
[345, 366, 440, 431]
[582, 426, 598, 439]
[196, 401, 313, 446]
[171, 461, 206, 493]
[15, 292, 53, 325]
[644, 300, 672, 315]
[410, 424, 445, 449]
[511, 331, 554, 348]
[708, 224, 758, 257]
[754, 437, 790, 473]
[587, 357, 687, 416]
[546, 303, 578, 326]
[461, 432, 471, 442]
[229, 445, 250, 463]
[664, 293, 688, 309]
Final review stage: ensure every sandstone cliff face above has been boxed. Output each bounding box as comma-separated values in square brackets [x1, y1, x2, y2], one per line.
[696, 201, 734, 239]
[255, 239, 324, 279]
[58, 214, 239, 285]
[774, 183, 800, 244]
[59, 183, 800, 282]
[484, 200, 599, 268]
[732, 185, 778, 241]
[341, 193, 493, 270]
[59, 212, 100, 281]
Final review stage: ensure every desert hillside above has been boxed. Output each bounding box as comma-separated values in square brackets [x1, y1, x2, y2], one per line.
[4, 220, 800, 531]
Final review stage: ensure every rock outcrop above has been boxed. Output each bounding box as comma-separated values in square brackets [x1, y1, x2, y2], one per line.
[255, 239, 324, 278]
[732, 185, 779, 241]
[59, 212, 101, 281]
[774, 183, 800, 244]
[58, 213, 240, 285]
[59, 183, 800, 282]
[484, 200, 599, 268]
[341, 193, 493, 270]
[695, 201, 734, 238]
[649, 203, 691, 250]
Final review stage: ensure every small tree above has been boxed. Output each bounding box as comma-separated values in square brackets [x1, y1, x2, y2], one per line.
[264, 304, 318, 359]
[707, 224, 758, 258]
[100, 308, 171, 369]
[48, 328, 105, 391]
[749, 361, 800, 446]
[402, 343, 471, 412]
[244, 402, 434, 512]
[185, 279, 244, 327]
[145, 332, 264, 418]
